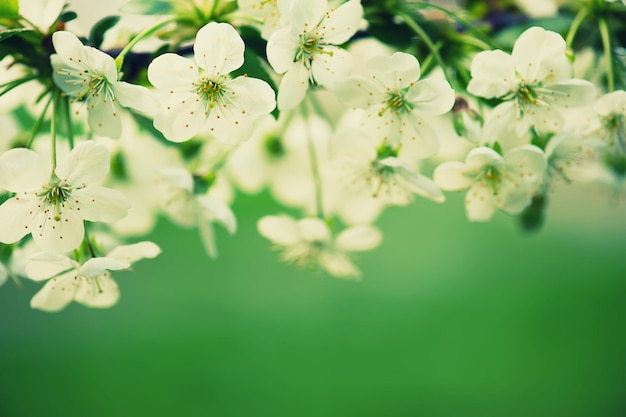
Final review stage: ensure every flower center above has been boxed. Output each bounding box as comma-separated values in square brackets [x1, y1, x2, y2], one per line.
[196, 77, 225, 108]
[39, 180, 73, 222]
[379, 90, 412, 116]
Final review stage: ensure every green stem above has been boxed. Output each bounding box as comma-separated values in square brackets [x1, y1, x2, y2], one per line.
[50, 91, 59, 171]
[407, 2, 499, 50]
[399, 12, 459, 91]
[115, 16, 180, 72]
[63, 95, 75, 149]
[301, 101, 324, 219]
[26, 94, 53, 149]
[598, 17, 614, 92]
[565, 7, 588, 49]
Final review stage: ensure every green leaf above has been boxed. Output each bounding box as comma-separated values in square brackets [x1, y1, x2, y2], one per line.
[0, 28, 35, 42]
[59, 10, 78, 23]
[89, 15, 121, 48]
[0, 0, 18, 19]
[120, 0, 174, 15]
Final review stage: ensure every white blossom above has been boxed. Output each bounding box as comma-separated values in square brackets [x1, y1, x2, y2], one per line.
[334, 52, 455, 158]
[434, 145, 547, 221]
[0, 141, 130, 252]
[237, 0, 284, 40]
[258, 215, 381, 278]
[51, 31, 156, 138]
[468, 27, 596, 143]
[25, 241, 161, 312]
[148, 22, 276, 144]
[266, 0, 363, 110]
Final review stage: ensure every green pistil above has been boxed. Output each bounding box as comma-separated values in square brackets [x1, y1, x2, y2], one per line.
[517, 85, 538, 107]
[196, 78, 224, 108]
[376, 144, 398, 159]
[39, 180, 73, 222]
[379, 90, 412, 116]
[483, 165, 502, 195]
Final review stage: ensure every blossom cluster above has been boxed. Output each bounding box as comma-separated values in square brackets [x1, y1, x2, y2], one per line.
[0, 0, 624, 312]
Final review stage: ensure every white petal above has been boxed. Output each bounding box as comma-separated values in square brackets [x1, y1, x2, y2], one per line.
[207, 105, 254, 145]
[367, 52, 421, 89]
[198, 219, 218, 259]
[298, 217, 331, 242]
[512, 27, 570, 83]
[30, 272, 77, 312]
[504, 145, 547, 184]
[55, 141, 110, 186]
[0, 147, 50, 193]
[266, 26, 300, 74]
[51, 31, 90, 67]
[153, 94, 206, 142]
[196, 195, 237, 234]
[335, 225, 382, 252]
[311, 46, 352, 89]
[147, 53, 197, 91]
[73, 186, 130, 223]
[287, 0, 326, 33]
[379, 157, 445, 202]
[334, 76, 381, 108]
[318, 250, 361, 278]
[74, 273, 120, 308]
[33, 207, 84, 253]
[226, 76, 276, 115]
[0, 198, 37, 244]
[108, 241, 161, 264]
[497, 181, 533, 215]
[541, 79, 596, 109]
[194, 22, 245, 76]
[465, 146, 503, 169]
[397, 113, 439, 158]
[25, 252, 75, 281]
[594, 90, 626, 116]
[320, 0, 363, 45]
[257, 215, 299, 245]
[465, 183, 497, 221]
[80, 257, 129, 278]
[113, 81, 158, 115]
[86, 92, 123, 138]
[467, 50, 516, 98]
[406, 78, 455, 115]
[277, 62, 310, 110]
[433, 161, 472, 191]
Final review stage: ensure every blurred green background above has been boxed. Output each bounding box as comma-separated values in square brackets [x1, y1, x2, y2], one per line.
[1, 186, 626, 417]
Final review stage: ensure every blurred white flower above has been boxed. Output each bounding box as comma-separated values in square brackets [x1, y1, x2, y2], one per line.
[157, 167, 236, 259]
[148, 22, 276, 144]
[434, 145, 547, 221]
[0, 141, 130, 253]
[258, 215, 381, 278]
[237, 0, 284, 40]
[51, 31, 156, 138]
[335, 52, 455, 158]
[25, 241, 161, 312]
[266, 0, 363, 110]
[18, 0, 64, 32]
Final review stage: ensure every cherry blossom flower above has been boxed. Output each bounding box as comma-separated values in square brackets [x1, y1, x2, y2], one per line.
[18, 0, 64, 32]
[148, 22, 276, 144]
[434, 145, 547, 221]
[468, 27, 596, 142]
[25, 241, 161, 312]
[266, 0, 363, 110]
[0, 141, 130, 253]
[51, 31, 156, 138]
[334, 52, 455, 158]
[258, 215, 382, 278]
[237, 0, 284, 40]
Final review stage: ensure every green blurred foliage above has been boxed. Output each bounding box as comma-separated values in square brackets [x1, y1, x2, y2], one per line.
[1, 189, 626, 417]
